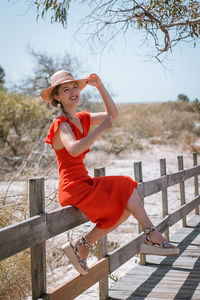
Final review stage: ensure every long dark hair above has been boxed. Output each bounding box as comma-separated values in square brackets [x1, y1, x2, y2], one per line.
[51, 85, 72, 119]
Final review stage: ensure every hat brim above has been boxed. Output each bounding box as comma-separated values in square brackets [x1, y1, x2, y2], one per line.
[40, 78, 88, 103]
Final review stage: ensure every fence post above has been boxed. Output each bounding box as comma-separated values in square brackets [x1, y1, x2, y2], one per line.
[160, 159, 169, 241]
[94, 167, 109, 300]
[193, 152, 199, 215]
[29, 178, 47, 300]
[177, 156, 186, 227]
[134, 161, 146, 266]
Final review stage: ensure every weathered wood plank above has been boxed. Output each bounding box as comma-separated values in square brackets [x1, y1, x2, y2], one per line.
[178, 156, 186, 227]
[193, 153, 199, 215]
[46, 206, 88, 238]
[185, 165, 199, 179]
[94, 167, 106, 177]
[29, 178, 47, 300]
[139, 166, 200, 198]
[109, 234, 143, 273]
[134, 161, 146, 265]
[0, 194, 197, 262]
[167, 170, 184, 186]
[168, 166, 200, 186]
[170, 194, 200, 226]
[136, 182, 144, 199]
[126, 270, 200, 278]
[0, 215, 46, 261]
[49, 258, 109, 300]
[95, 167, 109, 300]
[111, 281, 200, 291]
[97, 236, 109, 300]
[160, 158, 169, 241]
[0, 206, 88, 261]
[143, 176, 167, 197]
[156, 215, 170, 233]
[120, 274, 200, 283]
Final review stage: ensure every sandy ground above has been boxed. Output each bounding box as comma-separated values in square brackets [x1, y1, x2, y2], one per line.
[1, 143, 199, 299]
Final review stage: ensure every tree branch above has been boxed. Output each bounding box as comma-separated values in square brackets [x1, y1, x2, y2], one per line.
[163, 17, 200, 28]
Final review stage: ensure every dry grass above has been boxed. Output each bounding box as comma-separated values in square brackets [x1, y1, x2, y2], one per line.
[96, 101, 200, 154]
[0, 250, 31, 300]
[0, 181, 31, 300]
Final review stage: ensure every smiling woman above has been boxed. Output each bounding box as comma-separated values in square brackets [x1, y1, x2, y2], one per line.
[52, 82, 82, 120]
[41, 69, 179, 275]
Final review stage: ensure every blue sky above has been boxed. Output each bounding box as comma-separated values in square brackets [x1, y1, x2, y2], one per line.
[1, 0, 200, 103]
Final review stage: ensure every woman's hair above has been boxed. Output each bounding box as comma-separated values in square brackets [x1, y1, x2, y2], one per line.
[51, 85, 72, 119]
[51, 85, 60, 107]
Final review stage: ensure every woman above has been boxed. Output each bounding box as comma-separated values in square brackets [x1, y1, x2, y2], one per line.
[41, 70, 179, 275]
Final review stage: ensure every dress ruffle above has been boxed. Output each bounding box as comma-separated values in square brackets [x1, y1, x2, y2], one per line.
[44, 110, 90, 149]
[45, 115, 67, 147]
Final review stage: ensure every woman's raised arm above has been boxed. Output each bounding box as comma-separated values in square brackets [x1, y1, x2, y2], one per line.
[87, 74, 119, 126]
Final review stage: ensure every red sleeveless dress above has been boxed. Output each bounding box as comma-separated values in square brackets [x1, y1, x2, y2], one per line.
[45, 110, 138, 229]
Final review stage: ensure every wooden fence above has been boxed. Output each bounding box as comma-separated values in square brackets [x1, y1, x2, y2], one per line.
[0, 153, 200, 300]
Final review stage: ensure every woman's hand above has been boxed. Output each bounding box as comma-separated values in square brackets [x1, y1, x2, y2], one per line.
[86, 73, 102, 88]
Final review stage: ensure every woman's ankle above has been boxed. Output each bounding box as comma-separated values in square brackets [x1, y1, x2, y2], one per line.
[148, 230, 165, 244]
[73, 239, 90, 259]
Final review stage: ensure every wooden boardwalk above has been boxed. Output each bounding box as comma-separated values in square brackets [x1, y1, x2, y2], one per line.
[109, 215, 200, 300]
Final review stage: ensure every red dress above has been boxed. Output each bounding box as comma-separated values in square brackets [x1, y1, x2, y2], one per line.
[45, 110, 138, 229]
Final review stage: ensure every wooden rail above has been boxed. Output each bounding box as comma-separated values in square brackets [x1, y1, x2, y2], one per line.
[0, 153, 199, 300]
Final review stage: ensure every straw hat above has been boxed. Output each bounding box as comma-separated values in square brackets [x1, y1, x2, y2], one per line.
[40, 70, 88, 103]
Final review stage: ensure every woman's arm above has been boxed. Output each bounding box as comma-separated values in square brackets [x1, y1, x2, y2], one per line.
[58, 115, 112, 157]
[87, 74, 119, 126]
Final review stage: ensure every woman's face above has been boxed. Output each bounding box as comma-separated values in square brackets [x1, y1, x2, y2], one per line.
[56, 81, 80, 105]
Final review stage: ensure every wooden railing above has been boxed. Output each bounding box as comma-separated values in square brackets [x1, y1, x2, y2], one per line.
[0, 153, 200, 300]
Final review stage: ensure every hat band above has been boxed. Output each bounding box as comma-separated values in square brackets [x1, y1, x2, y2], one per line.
[52, 76, 75, 86]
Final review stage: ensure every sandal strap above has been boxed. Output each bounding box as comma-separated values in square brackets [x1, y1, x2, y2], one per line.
[144, 226, 159, 234]
[75, 236, 91, 253]
[78, 258, 89, 271]
[70, 242, 89, 272]
[162, 241, 175, 249]
[144, 227, 175, 249]
[144, 226, 159, 242]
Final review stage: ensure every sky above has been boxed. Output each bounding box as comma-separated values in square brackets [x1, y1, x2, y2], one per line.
[1, 0, 200, 103]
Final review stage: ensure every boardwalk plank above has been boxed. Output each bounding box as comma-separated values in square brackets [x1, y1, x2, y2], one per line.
[109, 215, 200, 300]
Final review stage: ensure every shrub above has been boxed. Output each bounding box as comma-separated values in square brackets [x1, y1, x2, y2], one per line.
[177, 93, 190, 103]
[0, 89, 52, 171]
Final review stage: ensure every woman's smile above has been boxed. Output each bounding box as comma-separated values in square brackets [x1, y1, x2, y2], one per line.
[70, 96, 79, 101]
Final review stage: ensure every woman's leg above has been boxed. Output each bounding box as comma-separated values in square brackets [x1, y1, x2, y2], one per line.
[74, 188, 166, 259]
[126, 188, 166, 245]
[73, 207, 131, 259]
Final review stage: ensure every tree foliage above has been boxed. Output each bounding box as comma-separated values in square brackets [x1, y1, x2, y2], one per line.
[34, 0, 200, 59]
[0, 65, 5, 85]
[177, 93, 200, 112]
[177, 93, 190, 102]
[0, 88, 52, 170]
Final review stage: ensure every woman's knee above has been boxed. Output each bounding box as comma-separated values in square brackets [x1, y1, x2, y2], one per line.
[101, 208, 131, 233]
[111, 208, 131, 230]
[126, 188, 141, 210]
